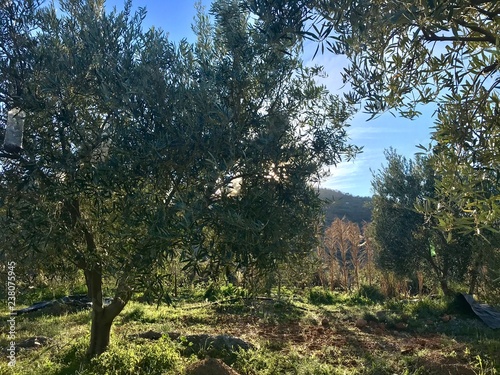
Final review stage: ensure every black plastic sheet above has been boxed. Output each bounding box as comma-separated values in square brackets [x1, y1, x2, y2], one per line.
[459, 293, 500, 329]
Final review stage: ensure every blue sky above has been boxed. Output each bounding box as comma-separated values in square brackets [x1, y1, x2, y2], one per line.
[104, 0, 434, 197]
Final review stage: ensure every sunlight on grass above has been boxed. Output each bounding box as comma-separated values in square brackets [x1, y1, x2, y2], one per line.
[0, 292, 498, 375]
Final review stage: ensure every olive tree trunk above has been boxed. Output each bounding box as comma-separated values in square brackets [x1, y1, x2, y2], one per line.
[85, 268, 131, 358]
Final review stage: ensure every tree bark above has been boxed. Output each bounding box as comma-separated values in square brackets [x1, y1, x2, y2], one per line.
[86, 269, 131, 358]
[428, 256, 452, 296]
[87, 308, 114, 358]
[80, 221, 132, 358]
[86, 298, 129, 357]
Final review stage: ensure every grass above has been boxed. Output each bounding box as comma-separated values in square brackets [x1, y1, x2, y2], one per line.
[0, 290, 499, 374]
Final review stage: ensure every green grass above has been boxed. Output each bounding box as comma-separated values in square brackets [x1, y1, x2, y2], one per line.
[1, 290, 498, 375]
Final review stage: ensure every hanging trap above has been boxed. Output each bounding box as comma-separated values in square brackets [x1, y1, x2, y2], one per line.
[3, 108, 25, 153]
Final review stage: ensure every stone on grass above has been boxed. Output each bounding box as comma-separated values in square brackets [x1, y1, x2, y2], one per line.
[17, 336, 50, 350]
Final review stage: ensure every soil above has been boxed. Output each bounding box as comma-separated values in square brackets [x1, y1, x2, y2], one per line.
[199, 305, 484, 375]
[185, 358, 241, 375]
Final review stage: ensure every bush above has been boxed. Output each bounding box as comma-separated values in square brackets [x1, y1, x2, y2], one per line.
[308, 287, 336, 305]
[204, 283, 248, 302]
[88, 340, 183, 375]
[356, 285, 386, 304]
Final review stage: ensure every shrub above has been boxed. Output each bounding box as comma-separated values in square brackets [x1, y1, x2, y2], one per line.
[356, 284, 386, 304]
[204, 283, 247, 302]
[88, 340, 182, 375]
[308, 287, 336, 305]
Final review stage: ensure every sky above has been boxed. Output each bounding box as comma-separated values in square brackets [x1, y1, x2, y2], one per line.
[103, 0, 435, 197]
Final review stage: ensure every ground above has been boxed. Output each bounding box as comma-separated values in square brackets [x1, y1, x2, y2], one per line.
[1, 293, 499, 374]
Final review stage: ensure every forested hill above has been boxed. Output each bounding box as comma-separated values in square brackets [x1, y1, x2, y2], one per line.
[319, 188, 372, 227]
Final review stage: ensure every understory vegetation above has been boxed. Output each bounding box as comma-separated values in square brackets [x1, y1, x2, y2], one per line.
[0, 280, 499, 375]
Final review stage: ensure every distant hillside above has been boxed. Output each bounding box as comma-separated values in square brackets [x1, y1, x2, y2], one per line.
[319, 188, 372, 227]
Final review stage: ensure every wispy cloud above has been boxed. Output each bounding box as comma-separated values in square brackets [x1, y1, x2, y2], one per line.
[323, 109, 433, 197]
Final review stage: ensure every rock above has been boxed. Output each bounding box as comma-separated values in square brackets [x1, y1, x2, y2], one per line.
[177, 334, 254, 363]
[17, 336, 50, 349]
[185, 357, 240, 375]
[321, 318, 330, 327]
[355, 319, 367, 328]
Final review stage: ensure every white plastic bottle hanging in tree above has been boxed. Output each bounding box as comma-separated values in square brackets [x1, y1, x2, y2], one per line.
[3, 108, 25, 153]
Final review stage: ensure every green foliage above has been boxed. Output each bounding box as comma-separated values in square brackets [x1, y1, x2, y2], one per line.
[404, 298, 448, 320]
[1, 295, 499, 374]
[370, 149, 477, 295]
[54, 335, 90, 373]
[308, 286, 336, 305]
[235, 348, 337, 375]
[87, 340, 182, 375]
[370, 150, 430, 276]
[1, 0, 358, 357]
[302, 0, 500, 235]
[203, 283, 248, 302]
[356, 284, 385, 304]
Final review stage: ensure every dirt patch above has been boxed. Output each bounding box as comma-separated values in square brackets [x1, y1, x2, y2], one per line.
[413, 355, 477, 375]
[185, 358, 240, 375]
[205, 307, 480, 374]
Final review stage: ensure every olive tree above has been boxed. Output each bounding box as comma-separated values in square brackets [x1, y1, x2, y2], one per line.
[248, 0, 499, 234]
[0, 0, 206, 356]
[1, 0, 357, 357]
[371, 149, 475, 295]
[305, 0, 500, 235]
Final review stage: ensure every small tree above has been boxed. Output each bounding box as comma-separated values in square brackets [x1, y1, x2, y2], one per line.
[371, 149, 476, 295]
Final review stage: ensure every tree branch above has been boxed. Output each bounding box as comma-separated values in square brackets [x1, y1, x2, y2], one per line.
[423, 35, 492, 43]
[473, 5, 500, 19]
[454, 19, 497, 45]
[0, 151, 21, 159]
[421, 27, 496, 44]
